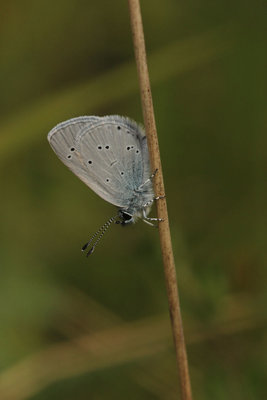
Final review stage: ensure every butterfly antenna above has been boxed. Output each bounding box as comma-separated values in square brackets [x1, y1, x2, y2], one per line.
[81, 215, 118, 256]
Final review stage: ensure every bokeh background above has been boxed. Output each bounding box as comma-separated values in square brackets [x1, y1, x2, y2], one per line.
[0, 0, 266, 399]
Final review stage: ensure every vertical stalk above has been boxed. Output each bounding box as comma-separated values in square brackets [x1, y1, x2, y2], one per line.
[128, 1, 193, 399]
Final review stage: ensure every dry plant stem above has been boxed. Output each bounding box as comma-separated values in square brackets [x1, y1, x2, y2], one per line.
[128, 1, 193, 399]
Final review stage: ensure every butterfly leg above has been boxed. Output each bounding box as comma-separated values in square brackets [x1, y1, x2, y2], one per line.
[154, 195, 166, 201]
[142, 218, 156, 226]
[143, 195, 165, 209]
[137, 169, 158, 190]
[144, 216, 164, 222]
[150, 168, 159, 179]
[142, 208, 164, 225]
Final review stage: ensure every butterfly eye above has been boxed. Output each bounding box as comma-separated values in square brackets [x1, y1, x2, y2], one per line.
[126, 146, 130, 150]
[105, 145, 110, 149]
[117, 126, 121, 130]
[120, 171, 124, 175]
[88, 160, 92, 164]
[70, 147, 75, 152]
[136, 150, 140, 154]
[67, 155, 72, 159]
[106, 178, 110, 183]
[97, 146, 102, 150]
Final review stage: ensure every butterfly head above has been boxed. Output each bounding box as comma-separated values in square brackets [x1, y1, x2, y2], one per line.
[117, 210, 135, 226]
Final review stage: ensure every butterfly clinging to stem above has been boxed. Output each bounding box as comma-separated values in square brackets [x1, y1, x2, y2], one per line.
[48, 115, 163, 255]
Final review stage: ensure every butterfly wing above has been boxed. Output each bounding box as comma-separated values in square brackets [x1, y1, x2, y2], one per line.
[48, 115, 151, 208]
[48, 116, 104, 196]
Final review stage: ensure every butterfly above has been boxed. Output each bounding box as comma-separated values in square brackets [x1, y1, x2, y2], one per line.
[48, 115, 162, 255]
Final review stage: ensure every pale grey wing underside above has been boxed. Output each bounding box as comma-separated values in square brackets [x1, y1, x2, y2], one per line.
[47, 115, 151, 208]
[47, 116, 107, 201]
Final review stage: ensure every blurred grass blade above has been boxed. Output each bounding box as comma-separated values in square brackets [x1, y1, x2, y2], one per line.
[0, 309, 264, 400]
[0, 25, 236, 163]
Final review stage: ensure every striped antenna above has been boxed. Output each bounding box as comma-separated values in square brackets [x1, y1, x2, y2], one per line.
[82, 215, 118, 256]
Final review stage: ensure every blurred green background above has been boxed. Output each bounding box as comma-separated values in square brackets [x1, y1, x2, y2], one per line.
[0, 0, 266, 399]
